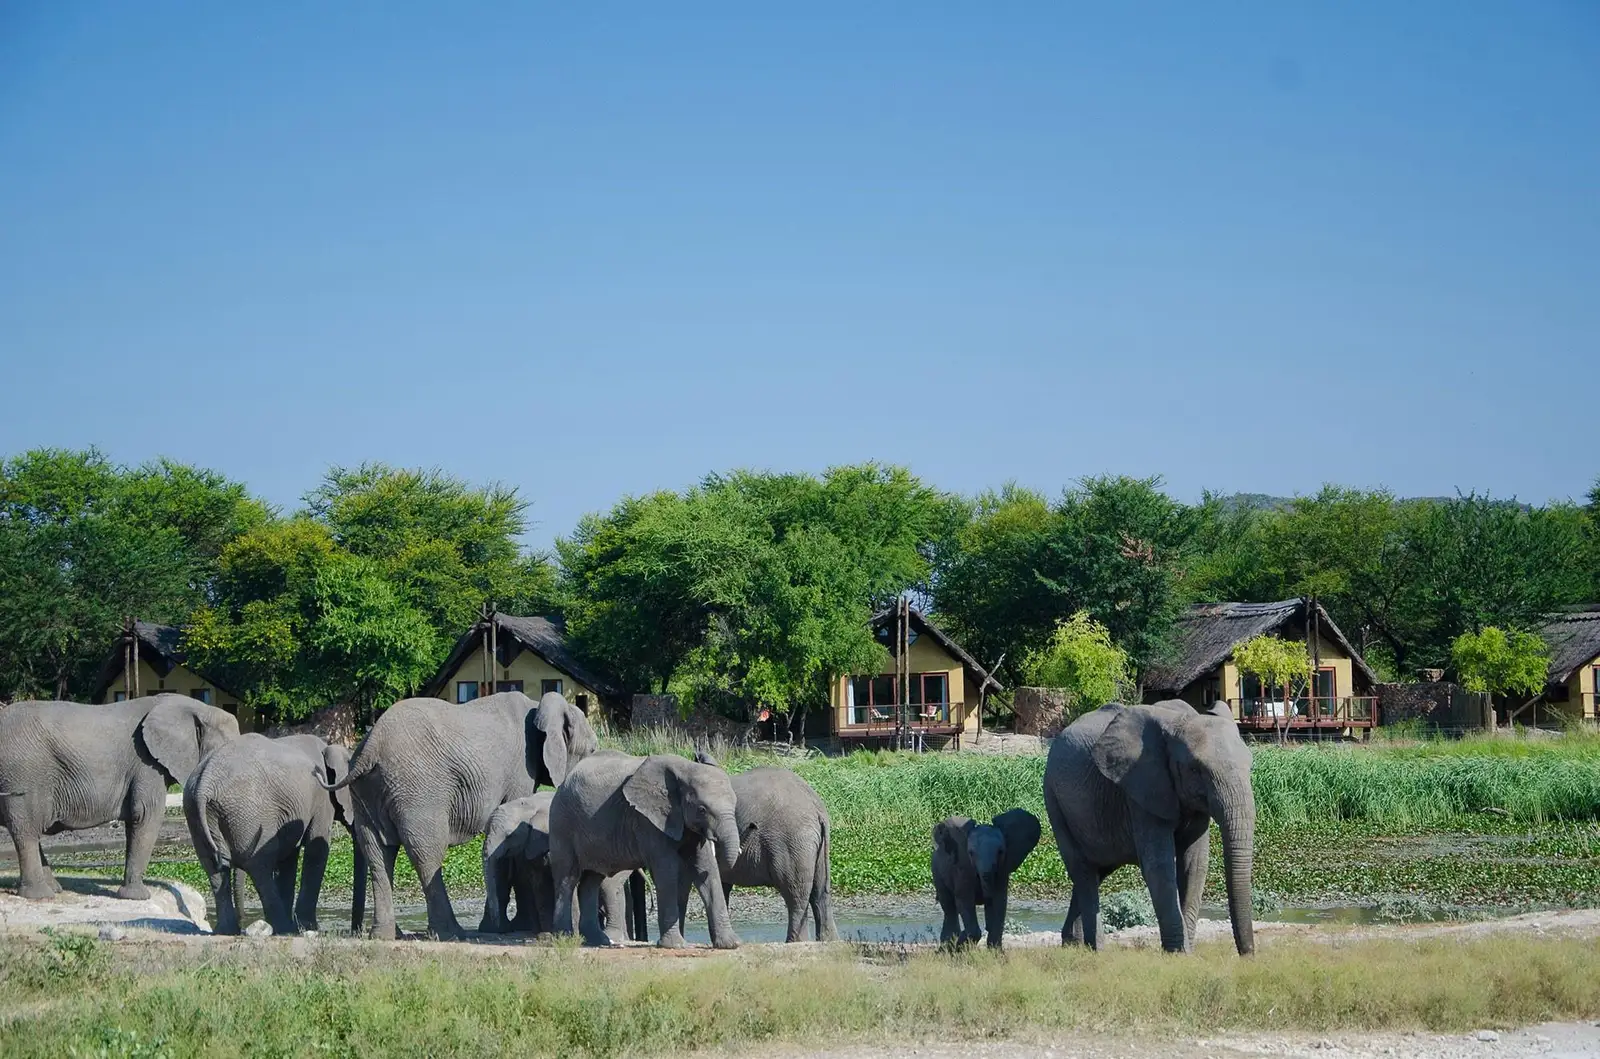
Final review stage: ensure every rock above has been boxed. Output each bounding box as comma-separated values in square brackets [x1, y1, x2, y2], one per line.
[244, 919, 274, 937]
[1476, 1030, 1500, 1043]
[97, 924, 126, 942]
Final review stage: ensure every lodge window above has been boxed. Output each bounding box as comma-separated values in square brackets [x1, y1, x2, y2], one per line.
[575, 693, 590, 712]
[495, 680, 524, 694]
[456, 681, 479, 703]
[847, 672, 950, 725]
[190, 688, 213, 705]
[541, 679, 563, 696]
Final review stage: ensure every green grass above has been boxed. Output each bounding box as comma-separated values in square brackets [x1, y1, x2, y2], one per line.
[3, 932, 1598, 1056]
[99, 733, 1600, 908]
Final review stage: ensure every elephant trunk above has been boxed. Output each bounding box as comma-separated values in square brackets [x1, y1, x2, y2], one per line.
[713, 813, 741, 884]
[1213, 781, 1256, 956]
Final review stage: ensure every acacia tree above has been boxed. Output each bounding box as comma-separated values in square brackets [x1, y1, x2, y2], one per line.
[1450, 627, 1549, 721]
[1232, 634, 1312, 745]
[0, 449, 267, 700]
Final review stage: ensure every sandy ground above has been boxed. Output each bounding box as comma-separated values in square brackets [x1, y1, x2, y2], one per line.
[741, 1023, 1600, 1059]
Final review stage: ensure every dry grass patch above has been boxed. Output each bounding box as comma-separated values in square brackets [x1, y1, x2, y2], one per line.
[1, 931, 1597, 1057]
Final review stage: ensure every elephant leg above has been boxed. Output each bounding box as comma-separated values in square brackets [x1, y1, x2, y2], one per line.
[117, 788, 163, 901]
[350, 842, 369, 936]
[231, 869, 248, 930]
[577, 871, 612, 947]
[984, 884, 1009, 950]
[209, 868, 241, 935]
[1065, 866, 1103, 950]
[810, 875, 837, 943]
[10, 827, 56, 901]
[275, 851, 298, 925]
[782, 887, 808, 944]
[598, 872, 627, 939]
[650, 861, 686, 948]
[1062, 888, 1085, 946]
[1177, 823, 1210, 951]
[357, 825, 399, 941]
[297, 837, 330, 933]
[958, 897, 983, 945]
[936, 884, 961, 946]
[508, 863, 539, 932]
[37, 848, 62, 893]
[402, 837, 463, 940]
[247, 861, 295, 935]
[687, 843, 739, 950]
[551, 848, 579, 938]
[1133, 827, 1186, 953]
[628, 870, 648, 943]
[479, 855, 509, 934]
[531, 869, 556, 934]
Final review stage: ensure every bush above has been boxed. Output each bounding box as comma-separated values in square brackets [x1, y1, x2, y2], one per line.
[1100, 889, 1156, 931]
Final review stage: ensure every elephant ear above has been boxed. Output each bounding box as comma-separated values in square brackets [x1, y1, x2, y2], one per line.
[623, 757, 684, 841]
[323, 745, 356, 827]
[138, 696, 205, 786]
[1090, 705, 1179, 824]
[563, 701, 599, 765]
[932, 817, 968, 862]
[993, 808, 1042, 876]
[522, 823, 551, 863]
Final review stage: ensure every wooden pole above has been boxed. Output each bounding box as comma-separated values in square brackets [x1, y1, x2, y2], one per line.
[489, 604, 499, 694]
[131, 618, 140, 699]
[123, 617, 132, 700]
[481, 603, 492, 699]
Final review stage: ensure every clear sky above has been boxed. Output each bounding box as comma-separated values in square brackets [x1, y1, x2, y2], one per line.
[2, 2, 1596, 547]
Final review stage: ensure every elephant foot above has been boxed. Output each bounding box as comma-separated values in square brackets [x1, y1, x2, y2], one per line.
[18, 879, 57, 901]
[580, 928, 618, 948]
[710, 935, 740, 951]
[656, 930, 687, 949]
[117, 881, 151, 901]
[371, 921, 398, 942]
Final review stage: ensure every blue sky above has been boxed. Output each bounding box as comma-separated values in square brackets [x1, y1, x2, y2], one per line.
[2, 2, 1596, 547]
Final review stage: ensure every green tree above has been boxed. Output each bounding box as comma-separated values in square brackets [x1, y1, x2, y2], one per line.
[1232, 634, 1312, 744]
[0, 449, 267, 700]
[1450, 626, 1549, 701]
[1022, 611, 1131, 717]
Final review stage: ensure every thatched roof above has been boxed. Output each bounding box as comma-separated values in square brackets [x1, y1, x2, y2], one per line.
[871, 605, 1003, 695]
[1534, 607, 1600, 685]
[89, 621, 245, 702]
[423, 613, 619, 700]
[1141, 598, 1378, 695]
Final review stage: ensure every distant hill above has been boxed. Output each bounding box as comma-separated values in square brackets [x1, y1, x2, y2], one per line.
[1209, 492, 1527, 512]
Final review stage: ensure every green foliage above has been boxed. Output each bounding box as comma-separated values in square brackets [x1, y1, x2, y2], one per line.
[933, 476, 1196, 686]
[187, 465, 551, 720]
[1022, 611, 1130, 715]
[0, 449, 268, 700]
[1451, 626, 1549, 698]
[1101, 888, 1155, 930]
[560, 463, 959, 716]
[1233, 635, 1313, 693]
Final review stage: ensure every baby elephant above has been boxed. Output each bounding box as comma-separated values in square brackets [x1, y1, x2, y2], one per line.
[932, 808, 1041, 949]
[480, 794, 649, 940]
[183, 733, 357, 936]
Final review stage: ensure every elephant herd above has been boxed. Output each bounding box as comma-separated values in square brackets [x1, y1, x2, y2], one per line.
[0, 690, 1257, 956]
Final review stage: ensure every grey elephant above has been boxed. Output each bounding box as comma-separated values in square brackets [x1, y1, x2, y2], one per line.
[696, 751, 838, 943]
[1043, 700, 1256, 955]
[931, 808, 1040, 949]
[0, 695, 240, 901]
[324, 690, 597, 939]
[184, 733, 358, 935]
[479, 792, 649, 939]
[549, 751, 742, 949]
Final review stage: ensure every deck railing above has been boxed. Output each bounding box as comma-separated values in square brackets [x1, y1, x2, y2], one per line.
[1232, 695, 1378, 728]
[849, 700, 951, 726]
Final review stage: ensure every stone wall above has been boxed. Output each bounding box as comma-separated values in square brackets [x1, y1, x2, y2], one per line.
[1376, 681, 1492, 732]
[1013, 686, 1071, 738]
[629, 694, 755, 743]
[263, 703, 360, 748]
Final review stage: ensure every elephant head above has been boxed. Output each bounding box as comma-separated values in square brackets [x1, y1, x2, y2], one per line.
[622, 755, 742, 875]
[1091, 700, 1256, 955]
[137, 694, 241, 786]
[965, 808, 1040, 897]
[321, 743, 356, 828]
[529, 692, 600, 788]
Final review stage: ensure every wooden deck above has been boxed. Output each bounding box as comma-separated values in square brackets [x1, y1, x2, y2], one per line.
[837, 721, 964, 750]
[1233, 695, 1378, 731]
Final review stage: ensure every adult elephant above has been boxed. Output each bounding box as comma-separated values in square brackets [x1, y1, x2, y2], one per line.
[696, 752, 837, 943]
[325, 690, 597, 940]
[183, 733, 358, 935]
[1043, 700, 1256, 955]
[0, 694, 240, 900]
[549, 752, 742, 949]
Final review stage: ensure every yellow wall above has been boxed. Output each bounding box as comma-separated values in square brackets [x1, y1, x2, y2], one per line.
[101, 660, 255, 732]
[1556, 655, 1599, 721]
[829, 635, 975, 732]
[441, 643, 603, 714]
[1184, 630, 1357, 721]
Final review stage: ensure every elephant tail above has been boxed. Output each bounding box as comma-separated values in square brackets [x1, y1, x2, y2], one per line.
[315, 748, 377, 792]
[811, 816, 831, 909]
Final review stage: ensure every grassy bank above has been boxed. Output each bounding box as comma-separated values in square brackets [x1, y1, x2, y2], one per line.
[3, 931, 1598, 1057]
[72, 734, 1600, 908]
